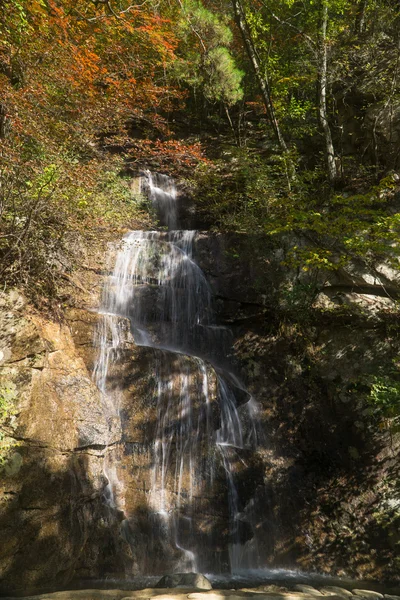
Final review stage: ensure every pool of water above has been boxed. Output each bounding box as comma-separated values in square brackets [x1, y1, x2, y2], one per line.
[66, 569, 400, 595]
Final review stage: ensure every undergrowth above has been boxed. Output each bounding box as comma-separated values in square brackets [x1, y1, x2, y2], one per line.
[0, 381, 18, 467]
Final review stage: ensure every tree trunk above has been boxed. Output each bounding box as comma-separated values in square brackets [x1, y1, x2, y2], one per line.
[231, 0, 288, 153]
[0, 104, 9, 140]
[318, 1, 337, 184]
[354, 0, 368, 34]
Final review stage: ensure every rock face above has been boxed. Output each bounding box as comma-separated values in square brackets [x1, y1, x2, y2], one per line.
[1, 225, 400, 593]
[194, 232, 400, 582]
[335, 91, 400, 169]
[0, 291, 131, 595]
[363, 99, 400, 168]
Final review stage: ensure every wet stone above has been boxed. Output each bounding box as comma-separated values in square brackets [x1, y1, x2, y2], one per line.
[352, 592, 383, 600]
[320, 589, 353, 598]
[187, 594, 243, 600]
[3, 591, 133, 600]
[157, 574, 212, 591]
[145, 595, 189, 600]
[294, 588, 323, 597]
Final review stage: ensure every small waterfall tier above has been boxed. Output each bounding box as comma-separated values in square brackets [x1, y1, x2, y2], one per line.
[93, 171, 265, 575]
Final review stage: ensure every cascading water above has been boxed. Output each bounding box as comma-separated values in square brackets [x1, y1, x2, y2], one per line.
[93, 171, 263, 575]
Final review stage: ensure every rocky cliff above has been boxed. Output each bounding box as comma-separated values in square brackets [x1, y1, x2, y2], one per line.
[0, 225, 399, 595]
[195, 232, 400, 582]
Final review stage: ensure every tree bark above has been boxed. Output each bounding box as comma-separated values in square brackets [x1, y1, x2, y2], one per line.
[354, 0, 368, 34]
[0, 104, 9, 140]
[231, 0, 288, 153]
[318, 1, 337, 184]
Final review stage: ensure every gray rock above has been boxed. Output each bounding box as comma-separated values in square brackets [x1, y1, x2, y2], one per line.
[3, 591, 133, 600]
[384, 596, 400, 600]
[187, 595, 243, 600]
[147, 595, 194, 600]
[156, 573, 212, 590]
[294, 587, 323, 597]
[352, 592, 383, 600]
[320, 588, 353, 598]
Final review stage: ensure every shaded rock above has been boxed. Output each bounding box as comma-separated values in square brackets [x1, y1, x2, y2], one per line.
[2, 216, 400, 593]
[157, 574, 212, 590]
[363, 99, 400, 168]
[3, 591, 134, 600]
[261, 587, 291, 594]
[187, 594, 244, 600]
[352, 593, 383, 600]
[142, 595, 191, 600]
[313, 289, 397, 318]
[0, 592, 371, 600]
[0, 292, 132, 596]
[241, 587, 289, 595]
[122, 589, 197, 600]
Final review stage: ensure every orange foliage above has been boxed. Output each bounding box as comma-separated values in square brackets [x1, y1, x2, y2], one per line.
[126, 139, 210, 175]
[0, 0, 183, 154]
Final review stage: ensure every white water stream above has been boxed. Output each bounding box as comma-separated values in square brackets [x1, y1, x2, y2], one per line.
[93, 171, 261, 573]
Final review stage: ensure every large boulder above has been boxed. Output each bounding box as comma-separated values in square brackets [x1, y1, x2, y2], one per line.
[156, 573, 212, 590]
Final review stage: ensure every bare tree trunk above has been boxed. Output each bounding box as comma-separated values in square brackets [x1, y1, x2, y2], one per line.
[231, 0, 288, 153]
[224, 102, 239, 145]
[318, 1, 337, 184]
[354, 0, 368, 34]
[0, 104, 9, 140]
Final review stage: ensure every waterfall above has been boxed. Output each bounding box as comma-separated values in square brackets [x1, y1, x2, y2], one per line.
[93, 171, 262, 575]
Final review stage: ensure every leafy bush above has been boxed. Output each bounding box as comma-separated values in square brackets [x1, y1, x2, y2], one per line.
[0, 150, 150, 305]
[0, 381, 18, 466]
[368, 375, 400, 433]
[192, 149, 400, 278]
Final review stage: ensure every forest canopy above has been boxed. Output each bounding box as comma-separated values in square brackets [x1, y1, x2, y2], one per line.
[1, 0, 400, 300]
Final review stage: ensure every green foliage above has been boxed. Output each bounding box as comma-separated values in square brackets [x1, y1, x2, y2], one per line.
[0, 381, 18, 466]
[0, 382, 17, 420]
[1, 0, 400, 312]
[237, 0, 400, 172]
[0, 150, 151, 305]
[184, 0, 233, 47]
[203, 47, 244, 105]
[282, 282, 319, 313]
[173, 0, 244, 105]
[66, 166, 151, 227]
[193, 143, 400, 281]
[368, 375, 400, 432]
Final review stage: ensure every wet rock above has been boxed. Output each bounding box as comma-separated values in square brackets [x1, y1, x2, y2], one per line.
[3, 591, 134, 600]
[352, 593, 383, 600]
[187, 594, 244, 600]
[261, 587, 291, 594]
[320, 589, 353, 598]
[143, 595, 190, 600]
[2, 215, 400, 593]
[157, 574, 212, 590]
[294, 587, 323, 596]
